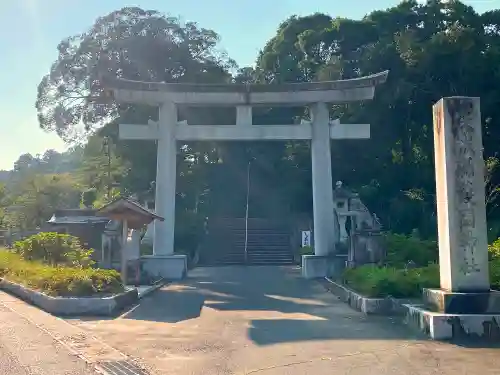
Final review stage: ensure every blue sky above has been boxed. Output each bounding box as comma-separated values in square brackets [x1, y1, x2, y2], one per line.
[0, 0, 498, 170]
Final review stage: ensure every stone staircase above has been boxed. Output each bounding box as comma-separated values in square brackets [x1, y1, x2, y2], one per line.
[199, 218, 294, 266]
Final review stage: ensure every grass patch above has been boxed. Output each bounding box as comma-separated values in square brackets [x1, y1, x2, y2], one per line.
[0, 251, 124, 297]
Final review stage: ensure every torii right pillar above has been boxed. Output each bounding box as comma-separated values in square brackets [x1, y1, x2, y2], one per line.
[301, 102, 338, 279]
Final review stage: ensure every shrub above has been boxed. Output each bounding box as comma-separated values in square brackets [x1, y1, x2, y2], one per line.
[299, 246, 314, 256]
[140, 243, 153, 256]
[384, 233, 438, 267]
[13, 232, 94, 268]
[343, 236, 500, 298]
[0, 251, 123, 297]
[485, 238, 500, 290]
[490, 258, 500, 290]
[175, 212, 205, 258]
[81, 188, 97, 208]
[342, 264, 439, 298]
[489, 238, 500, 261]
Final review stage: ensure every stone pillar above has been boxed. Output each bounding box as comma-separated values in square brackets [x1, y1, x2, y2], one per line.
[302, 103, 339, 279]
[415, 96, 500, 320]
[433, 97, 489, 293]
[397, 97, 500, 341]
[311, 102, 336, 256]
[153, 102, 177, 256]
[141, 102, 187, 280]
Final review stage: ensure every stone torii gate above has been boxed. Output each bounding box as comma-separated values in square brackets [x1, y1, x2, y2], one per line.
[103, 71, 388, 279]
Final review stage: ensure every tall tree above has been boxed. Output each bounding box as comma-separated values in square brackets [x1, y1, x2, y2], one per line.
[254, 0, 500, 236]
[36, 7, 235, 141]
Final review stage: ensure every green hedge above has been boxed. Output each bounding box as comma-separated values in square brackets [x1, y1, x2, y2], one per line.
[344, 253, 500, 299]
[343, 264, 440, 298]
[0, 251, 123, 297]
[384, 232, 438, 267]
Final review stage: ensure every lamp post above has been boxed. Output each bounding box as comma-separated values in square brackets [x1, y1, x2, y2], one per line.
[102, 137, 112, 200]
[244, 157, 254, 264]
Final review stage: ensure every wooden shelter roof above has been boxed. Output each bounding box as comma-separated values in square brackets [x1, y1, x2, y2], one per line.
[96, 198, 164, 229]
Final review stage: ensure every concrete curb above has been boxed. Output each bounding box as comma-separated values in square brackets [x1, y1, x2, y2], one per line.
[0, 290, 152, 374]
[0, 278, 138, 316]
[136, 280, 167, 299]
[322, 277, 413, 315]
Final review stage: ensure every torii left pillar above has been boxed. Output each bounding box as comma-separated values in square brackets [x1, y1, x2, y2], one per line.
[141, 102, 187, 280]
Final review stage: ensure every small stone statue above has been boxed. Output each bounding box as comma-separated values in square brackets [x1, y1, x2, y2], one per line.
[124, 228, 142, 285]
[124, 229, 141, 261]
[405, 260, 417, 271]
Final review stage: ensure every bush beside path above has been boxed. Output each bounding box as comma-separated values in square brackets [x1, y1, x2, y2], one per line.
[342, 233, 500, 298]
[0, 232, 124, 297]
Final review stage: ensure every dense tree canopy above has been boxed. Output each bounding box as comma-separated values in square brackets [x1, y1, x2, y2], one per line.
[4, 1, 500, 245]
[35, 7, 235, 140]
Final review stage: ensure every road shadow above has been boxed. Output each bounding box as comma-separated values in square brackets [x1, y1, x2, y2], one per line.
[112, 266, 429, 343]
[447, 338, 500, 349]
[62, 266, 500, 348]
[248, 317, 417, 345]
[121, 287, 207, 323]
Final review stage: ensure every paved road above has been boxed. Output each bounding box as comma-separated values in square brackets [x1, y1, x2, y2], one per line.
[71, 266, 500, 375]
[0, 303, 94, 375]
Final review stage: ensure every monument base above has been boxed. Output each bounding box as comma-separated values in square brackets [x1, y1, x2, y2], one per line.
[301, 255, 345, 279]
[141, 255, 187, 281]
[423, 288, 500, 314]
[403, 303, 500, 341]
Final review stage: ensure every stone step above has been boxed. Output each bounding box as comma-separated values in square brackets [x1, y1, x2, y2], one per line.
[231, 237, 290, 242]
[210, 223, 287, 230]
[206, 244, 291, 250]
[209, 234, 290, 239]
[247, 252, 292, 257]
[199, 259, 295, 266]
[205, 241, 290, 247]
[232, 244, 291, 249]
[248, 259, 294, 264]
[247, 260, 294, 265]
[200, 250, 293, 258]
[202, 218, 293, 265]
[213, 234, 290, 239]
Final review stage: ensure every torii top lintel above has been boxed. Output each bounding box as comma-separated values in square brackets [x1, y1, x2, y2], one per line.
[102, 71, 389, 106]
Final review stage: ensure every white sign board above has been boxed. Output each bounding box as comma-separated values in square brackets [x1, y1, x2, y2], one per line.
[301, 231, 311, 247]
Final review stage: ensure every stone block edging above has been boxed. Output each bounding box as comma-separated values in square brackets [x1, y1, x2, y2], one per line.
[0, 278, 138, 316]
[403, 303, 500, 340]
[323, 277, 404, 315]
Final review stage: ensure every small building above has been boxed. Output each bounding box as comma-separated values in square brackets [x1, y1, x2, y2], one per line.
[46, 209, 110, 256]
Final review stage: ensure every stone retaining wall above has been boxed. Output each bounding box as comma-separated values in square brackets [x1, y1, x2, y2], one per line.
[0, 278, 138, 316]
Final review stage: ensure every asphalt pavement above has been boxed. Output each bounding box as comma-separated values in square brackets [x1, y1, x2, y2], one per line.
[70, 266, 500, 375]
[0, 303, 94, 375]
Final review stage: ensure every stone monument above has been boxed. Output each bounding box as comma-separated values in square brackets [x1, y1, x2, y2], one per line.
[404, 97, 500, 340]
